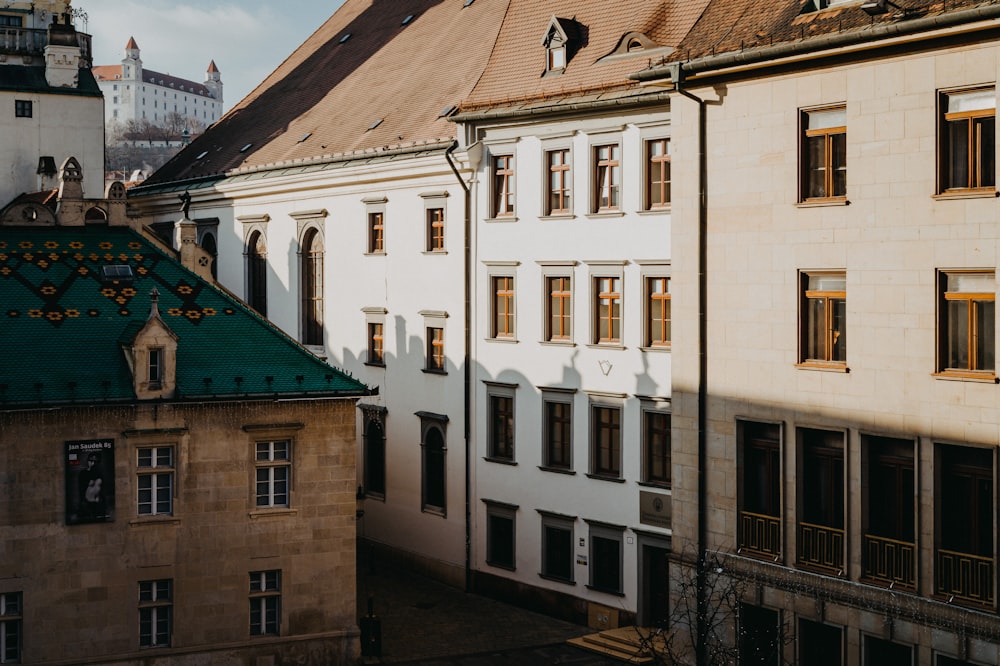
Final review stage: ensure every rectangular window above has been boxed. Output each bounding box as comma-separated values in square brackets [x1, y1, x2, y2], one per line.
[0, 15, 24, 26]
[249, 570, 281, 636]
[138, 580, 172, 648]
[940, 88, 995, 192]
[367, 212, 385, 253]
[148, 348, 163, 385]
[14, 100, 31, 118]
[798, 619, 843, 666]
[367, 322, 384, 366]
[646, 139, 671, 209]
[427, 207, 445, 251]
[492, 155, 515, 217]
[0, 592, 21, 664]
[738, 420, 782, 560]
[645, 277, 671, 348]
[739, 604, 781, 666]
[589, 523, 623, 593]
[255, 440, 290, 508]
[937, 271, 995, 375]
[936, 443, 994, 607]
[798, 428, 845, 573]
[540, 513, 574, 582]
[545, 276, 572, 342]
[593, 144, 621, 212]
[543, 398, 572, 470]
[643, 410, 671, 485]
[546, 149, 571, 215]
[491, 276, 515, 339]
[362, 414, 385, 497]
[594, 276, 622, 344]
[800, 271, 846, 365]
[137, 446, 174, 516]
[485, 502, 516, 569]
[426, 326, 445, 372]
[591, 404, 622, 478]
[862, 435, 915, 590]
[801, 106, 847, 200]
[488, 394, 514, 461]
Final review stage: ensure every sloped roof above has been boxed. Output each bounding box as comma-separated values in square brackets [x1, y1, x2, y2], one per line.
[456, 0, 709, 115]
[93, 64, 214, 97]
[0, 225, 372, 408]
[0, 64, 101, 95]
[139, 0, 510, 188]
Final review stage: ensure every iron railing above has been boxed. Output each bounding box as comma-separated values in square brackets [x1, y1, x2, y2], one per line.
[862, 534, 916, 590]
[738, 510, 781, 560]
[936, 548, 994, 607]
[797, 521, 844, 573]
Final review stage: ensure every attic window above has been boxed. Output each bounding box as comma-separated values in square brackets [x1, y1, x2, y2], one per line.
[339, 33, 351, 44]
[541, 17, 574, 75]
[628, 38, 644, 52]
[439, 105, 457, 118]
[196, 151, 208, 160]
[401, 14, 415, 25]
[547, 43, 566, 72]
[463, 0, 475, 6]
[101, 264, 134, 283]
[298, 132, 312, 143]
[368, 118, 384, 131]
[240, 143, 253, 152]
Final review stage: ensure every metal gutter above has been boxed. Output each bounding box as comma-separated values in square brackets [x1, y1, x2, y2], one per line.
[450, 90, 674, 123]
[631, 4, 1000, 83]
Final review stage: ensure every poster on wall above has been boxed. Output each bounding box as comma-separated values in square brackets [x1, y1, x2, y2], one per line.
[65, 439, 115, 525]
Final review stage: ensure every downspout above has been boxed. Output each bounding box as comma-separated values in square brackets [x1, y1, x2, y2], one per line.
[671, 64, 710, 666]
[445, 140, 474, 592]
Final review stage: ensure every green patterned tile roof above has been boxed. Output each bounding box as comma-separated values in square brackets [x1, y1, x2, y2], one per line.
[0, 225, 372, 407]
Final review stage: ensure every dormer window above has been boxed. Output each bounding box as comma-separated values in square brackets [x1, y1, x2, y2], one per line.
[541, 17, 579, 76]
[547, 43, 567, 72]
[148, 348, 163, 387]
[101, 265, 134, 284]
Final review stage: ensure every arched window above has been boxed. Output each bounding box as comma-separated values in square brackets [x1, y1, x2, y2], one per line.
[301, 228, 324, 346]
[247, 231, 267, 315]
[422, 426, 446, 512]
[363, 419, 385, 497]
[201, 232, 218, 279]
[84, 207, 108, 223]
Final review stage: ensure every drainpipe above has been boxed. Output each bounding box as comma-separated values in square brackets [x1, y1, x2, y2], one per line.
[445, 140, 474, 592]
[671, 63, 710, 666]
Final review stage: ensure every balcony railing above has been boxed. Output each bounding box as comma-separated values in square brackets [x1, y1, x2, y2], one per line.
[862, 534, 916, 590]
[0, 27, 92, 62]
[738, 510, 781, 560]
[936, 548, 994, 607]
[797, 521, 844, 573]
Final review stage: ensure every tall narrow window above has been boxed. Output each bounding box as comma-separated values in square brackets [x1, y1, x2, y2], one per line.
[255, 440, 291, 508]
[798, 428, 845, 573]
[938, 271, 995, 376]
[488, 394, 514, 461]
[492, 276, 515, 339]
[646, 139, 671, 209]
[421, 424, 446, 513]
[940, 88, 995, 192]
[643, 410, 671, 485]
[800, 272, 846, 365]
[862, 436, 915, 590]
[426, 327, 445, 372]
[138, 580, 172, 648]
[738, 420, 782, 560]
[363, 419, 385, 497]
[485, 502, 516, 569]
[301, 229, 324, 346]
[546, 276, 572, 341]
[249, 570, 281, 636]
[247, 231, 267, 316]
[492, 155, 515, 217]
[593, 144, 621, 212]
[367, 212, 384, 253]
[801, 106, 846, 200]
[543, 398, 572, 470]
[589, 523, 624, 593]
[798, 619, 842, 666]
[591, 404, 622, 479]
[594, 276, 621, 344]
[546, 149, 571, 215]
[148, 348, 163, 385]
[646, 277, 671, 348]
[427, 207, 445, 251]
[367, 322, 384, 365]
[739, 604, 781, 666]
[137, 446, 174, 516]
[541, 513, 574, 582]
[0, 592, 21, 663]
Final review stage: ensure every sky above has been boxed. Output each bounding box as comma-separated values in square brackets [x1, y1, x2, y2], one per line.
[80, 1, 347, 110]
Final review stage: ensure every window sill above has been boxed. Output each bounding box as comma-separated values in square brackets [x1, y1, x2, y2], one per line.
[486, 561, 516, 572]
[422, 250, 448, 255]
[364, 492, 385, 502]
[364, 251, 387, 256]
[795, 361, 849, 373]
[585, 473, 625, 484]
[540, 339, 576, 347]
[796, 197, 849, 208]
[486, 337, 519, 344]
[422, 368, 448, 376]
[932, 371, 999, 383]
[539, 213, 576, 221]
[637, 480, 671, 490]
[484, 456, 517, 466]
[538, 465, 575, 475]
[585, 211, 626, 219]
[421, 506, 446, 517]
[933, 188, 998, 201]
[640, 344, 671, 353]
[364, 361, 385, 368]
[539, 573, 576, 585]
[486, 216, 518, 223]
[637, 207, 671, 216]
[586, 343, 625, 351]
[585, 585, 625, 597]
[129, 516, 181, 527]
[248, 508, 297, 519]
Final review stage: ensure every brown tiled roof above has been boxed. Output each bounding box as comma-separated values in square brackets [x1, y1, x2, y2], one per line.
[92, 65, 123, 81]
[458, 0, 709, 113]
[207, 60, 219, 73]
[141, 0, 511, 187]
[92, 64, 213, 97]
[126, 36, 138, 50]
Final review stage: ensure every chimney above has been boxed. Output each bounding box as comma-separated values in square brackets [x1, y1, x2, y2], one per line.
[44, 14, 82, 88]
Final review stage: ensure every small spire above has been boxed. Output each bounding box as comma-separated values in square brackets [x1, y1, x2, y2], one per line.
[126, 36, 139, 50]
[207, 60, 219, 73]
[148, 287, 160, 320]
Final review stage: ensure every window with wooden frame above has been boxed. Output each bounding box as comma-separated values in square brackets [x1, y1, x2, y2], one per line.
[426, 326, 445, 372]
[797, 428, 846, 574]
[542, 394, 573, 470]
[546, 149, 571, 215]
[249, 570, 281, 636]
[419, 414, 448, 513]
[588, 521, 624, 593]
[646, 138, 671, 210]
[540, 512, 574, 582]
[137, 446, 174, 516]
[738, 420, 782, 561]
[485, 501, 516, 569]
[594, 276, 622, 344]
[593, 144, 621, 212]
[937, 271, 995, 376]
[645, 276, 671, 348]
[939, 88, 996, 192]
[545, 276, 572, 342]
[491, 275, 515, 339]
[367, 322, 384, 365]
[138, 579, 172, 648]
[367, 211, 385, 253]
[255, 440, 291, 508]
[300, 228, 324, 346]
[590, 403, 622, 479]
[799, 271, 846, 366]
[246, 230, 267, 316]
[492, 155, 515, 218]
[487, 391, 515, 462]
[427, 207, 445, 251]
[643, 409, 671, 485]
[800, 106, 846, 201]
[862, 435, 916, 590]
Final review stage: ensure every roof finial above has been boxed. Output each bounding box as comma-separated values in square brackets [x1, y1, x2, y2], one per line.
[149, 287, 160, 320]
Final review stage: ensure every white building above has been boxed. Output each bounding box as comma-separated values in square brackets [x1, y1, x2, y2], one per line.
[0, 0, 103, 204]
[94, 37, 222, 130]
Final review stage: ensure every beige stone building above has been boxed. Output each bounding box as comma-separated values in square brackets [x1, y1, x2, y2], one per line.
[635, 0, 1000, 662]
